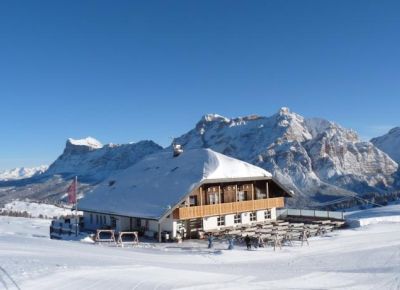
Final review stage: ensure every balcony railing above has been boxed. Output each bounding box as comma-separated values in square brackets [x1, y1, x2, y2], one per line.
[174, 197, 284, 220]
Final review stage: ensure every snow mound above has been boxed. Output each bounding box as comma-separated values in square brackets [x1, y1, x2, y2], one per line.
[345, 204, 400, 227]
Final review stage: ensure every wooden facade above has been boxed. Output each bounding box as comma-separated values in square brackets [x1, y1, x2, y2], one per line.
[172, 179, 288, 220]
[174, 197, 284, 220]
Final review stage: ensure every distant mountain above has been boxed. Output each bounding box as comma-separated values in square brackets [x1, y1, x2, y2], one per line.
[173, 108, 398, 206]
[44, 137, 163, 182]
[371, 127, 400, 163]
[0, 165, 48, 181]
[1, 109, 398, 208]
[0, 137, 163, 204]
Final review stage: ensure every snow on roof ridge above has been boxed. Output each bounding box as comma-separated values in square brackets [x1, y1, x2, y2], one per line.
[203, 148, 271, 180]
[67, 137, 103, 149]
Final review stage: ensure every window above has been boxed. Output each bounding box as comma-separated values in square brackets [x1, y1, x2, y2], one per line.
[217, 216, 225, 226]
[111, 217, 117, 228]
[256, 190, 266, 200]
[209, 193, 219, 204]
[234, 214, 241, 224]
[189, 196, 198, 207]
[264, 210, 271, 220]
[250, 212, 257, 222]
[237, 191, 247, 201]
[90, 213, 93, 224]
[96, 215, 99, 224]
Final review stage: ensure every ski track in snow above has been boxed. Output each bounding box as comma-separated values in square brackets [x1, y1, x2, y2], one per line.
[0, 216, 399, 289]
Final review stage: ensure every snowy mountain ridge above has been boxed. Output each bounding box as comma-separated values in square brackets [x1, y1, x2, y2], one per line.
[44, 138, 163, 181]
[174, 107, 398, 205]
[0, 165, 48, 181]
[371, 127, 400, 163]
[67, 137, 103, 150]
[0, 107, 398, 206]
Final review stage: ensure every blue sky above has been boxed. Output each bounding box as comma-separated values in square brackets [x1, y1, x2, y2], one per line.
[0, 0, 399, 170]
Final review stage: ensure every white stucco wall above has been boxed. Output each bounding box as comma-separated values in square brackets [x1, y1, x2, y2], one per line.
[198, 208, 278, 231]
[83, 212, 110, 231]
[241, 212, 251, 224]
[225, 214, 234, 227]
[160, 217, 176, 237]
[271, 208, 277, 220]
[82, 207, 278, 236]
[148, 220, 159, 232]
[256, 210, 265, 222]
[203, 216, 218, 231]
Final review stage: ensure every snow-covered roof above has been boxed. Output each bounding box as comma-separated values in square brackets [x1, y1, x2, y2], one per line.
[78, 148, 272, 219]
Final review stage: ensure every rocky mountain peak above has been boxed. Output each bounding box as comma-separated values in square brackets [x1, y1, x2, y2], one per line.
[201, 114, 230, 123]
[371, 126, 400, 163]
[45, 138, 163, 181]
[175, 108, 399, 204]
[65, 137, 103, 154]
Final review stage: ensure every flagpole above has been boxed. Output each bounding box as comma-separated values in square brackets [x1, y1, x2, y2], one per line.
[75, 175, 78, 237]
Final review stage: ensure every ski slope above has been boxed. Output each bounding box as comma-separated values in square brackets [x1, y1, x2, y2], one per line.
[0, 206, 399, 289]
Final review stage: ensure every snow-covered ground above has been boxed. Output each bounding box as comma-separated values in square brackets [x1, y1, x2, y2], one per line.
[345, 203, 400, 227]
[1, 200, 78, 218]
[1, 210, 400, 289]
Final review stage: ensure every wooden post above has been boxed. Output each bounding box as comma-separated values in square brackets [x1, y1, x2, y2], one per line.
[158, 222, 162, 243]
[266, 181, 269, 199]
[200, 186, 203, 217]
[75, 176, 78, 237]
[235, 184, 238, 213]
[218, 185, 221, 215]
[251, 183, 255, 211]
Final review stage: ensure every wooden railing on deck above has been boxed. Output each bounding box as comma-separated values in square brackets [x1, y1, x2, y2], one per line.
[174, 197, 284, 220]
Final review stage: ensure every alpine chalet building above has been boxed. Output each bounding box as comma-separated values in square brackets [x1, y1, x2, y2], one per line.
[79, 148, 292, 240]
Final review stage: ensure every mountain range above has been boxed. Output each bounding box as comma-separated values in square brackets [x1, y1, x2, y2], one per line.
[0, 165, 48, 181]
[0, 107, 398, 207]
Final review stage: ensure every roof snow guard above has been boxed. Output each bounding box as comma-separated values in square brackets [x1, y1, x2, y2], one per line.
[78, 148, 275, 220]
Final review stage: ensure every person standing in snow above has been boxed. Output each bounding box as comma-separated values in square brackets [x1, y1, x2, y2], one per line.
[244, 234, 251, 250]
[207, 233, 214, 249]
[227, 236, 234, 250]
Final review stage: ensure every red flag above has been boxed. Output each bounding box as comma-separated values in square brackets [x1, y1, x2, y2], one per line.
[67, 179, 77, 204]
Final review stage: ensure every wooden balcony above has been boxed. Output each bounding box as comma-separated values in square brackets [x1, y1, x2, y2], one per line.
[174, 197, 284, 220]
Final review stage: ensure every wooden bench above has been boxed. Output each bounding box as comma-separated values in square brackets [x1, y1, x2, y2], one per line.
[95, 229, 116, 245]
[117, 231, 139, 247]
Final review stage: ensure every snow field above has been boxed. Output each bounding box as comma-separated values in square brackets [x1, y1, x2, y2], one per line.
[0, 215, 399, 289]
[1, 200, 77, 218]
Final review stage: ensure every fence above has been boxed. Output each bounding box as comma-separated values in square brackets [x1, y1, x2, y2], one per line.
[277, 208, 344, 220]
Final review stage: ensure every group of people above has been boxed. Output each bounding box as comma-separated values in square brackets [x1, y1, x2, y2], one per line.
[207, 234, 257, 250]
